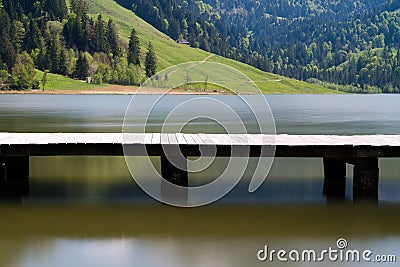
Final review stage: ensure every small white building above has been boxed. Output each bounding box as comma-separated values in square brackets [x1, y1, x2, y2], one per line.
[176, 39, 190, 45]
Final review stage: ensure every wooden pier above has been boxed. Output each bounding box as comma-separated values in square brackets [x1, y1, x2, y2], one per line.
[1, 133, 400, 202]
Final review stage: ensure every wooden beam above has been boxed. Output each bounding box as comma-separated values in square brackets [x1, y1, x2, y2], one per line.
[323, 158, 347, 200]
[353, 158, 379, 202]
[0, 156, 30, 199]
[160, 156, 188, 205]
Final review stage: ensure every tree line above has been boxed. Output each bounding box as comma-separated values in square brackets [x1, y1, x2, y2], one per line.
[236, 0, 400, 93]
[3, 0, 400, 93]
[116, 0, 248, 59]
[201, 0, 400, 93]
[0, 0, 157, 90]
[118, 0, 400, 93]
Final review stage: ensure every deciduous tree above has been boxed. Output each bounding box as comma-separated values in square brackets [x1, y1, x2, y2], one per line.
[42, 70, 48, 91]
[11, 52, 35, 90]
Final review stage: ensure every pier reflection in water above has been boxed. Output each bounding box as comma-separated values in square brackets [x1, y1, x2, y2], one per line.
[25, 156, 400, 204]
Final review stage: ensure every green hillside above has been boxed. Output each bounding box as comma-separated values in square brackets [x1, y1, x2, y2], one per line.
[35, 69, 103, 91]
[84, 0, 341, 94]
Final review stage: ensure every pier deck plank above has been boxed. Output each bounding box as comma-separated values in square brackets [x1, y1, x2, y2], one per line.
[1, 133, 400, 158]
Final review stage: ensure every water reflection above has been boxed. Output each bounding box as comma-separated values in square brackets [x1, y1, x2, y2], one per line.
[26, 157, 400, 204]
[2, 237, 399, 267]
[1, 204, 400, 267]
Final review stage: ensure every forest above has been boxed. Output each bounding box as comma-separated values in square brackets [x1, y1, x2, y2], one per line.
[206, 0, 400, 93]
[118, 0, 400, 93]
[116, 0, 247, 64]
[2, 0, 400, 93]
[0, 0, 155, 90]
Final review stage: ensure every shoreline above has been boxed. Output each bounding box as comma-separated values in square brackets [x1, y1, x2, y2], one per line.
[0, 85, 226, 95]
[0, 85, 354, 95]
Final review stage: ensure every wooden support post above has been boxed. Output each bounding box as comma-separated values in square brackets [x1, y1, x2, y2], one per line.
[353, 158, 379, 202]
[323, 158, 347, 200]
[161, 156, 188, 205]
[0, 157, 30, 199]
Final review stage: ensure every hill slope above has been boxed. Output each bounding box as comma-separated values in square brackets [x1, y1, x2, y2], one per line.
[84, 0, 340, 94]
[198, 0, 400, 93]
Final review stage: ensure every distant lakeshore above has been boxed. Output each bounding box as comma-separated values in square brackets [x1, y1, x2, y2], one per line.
[0, 85, 228, 95]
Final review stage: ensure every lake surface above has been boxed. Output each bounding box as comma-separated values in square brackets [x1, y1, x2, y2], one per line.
[2, 94, 400, 134]
[1, 94, 400, 267]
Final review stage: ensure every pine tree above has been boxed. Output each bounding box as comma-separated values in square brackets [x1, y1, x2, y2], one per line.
[94, 14, 108, 53]
[107, 19, 119, 56]
[71, 0, 88, 18]
[0, 8, 17, 70]
[24, 19, 41, 52]
[128, 28, 140, 65]
[200, 38, 210, 52]
[59, 48, 67, 75]
[11, 20, 24, 54]
[45, 31, 63, 73]
[43, 0, 68, 21]
[2, 0, 23, 19]
[168, 19, 180, 40]
[145, 42, 157, 77]
[74, 53, 89, 80]
[35, 35, 47, 70]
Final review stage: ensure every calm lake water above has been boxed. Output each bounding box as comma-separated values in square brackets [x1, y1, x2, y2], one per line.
[2, 94, 400, 134]
[1, 94, 400, 267]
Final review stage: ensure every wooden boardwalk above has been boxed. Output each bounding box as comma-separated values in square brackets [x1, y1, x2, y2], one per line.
[1, 133, 400, 146]
[1, 133, 400, 201]
[1, 133, 400, 157]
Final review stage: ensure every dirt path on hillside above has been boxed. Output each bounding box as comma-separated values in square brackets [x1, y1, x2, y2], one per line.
[202, 54, 214, 62]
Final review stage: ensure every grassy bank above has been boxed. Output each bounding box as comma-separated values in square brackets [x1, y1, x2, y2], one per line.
[34, 69, 106, 91]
